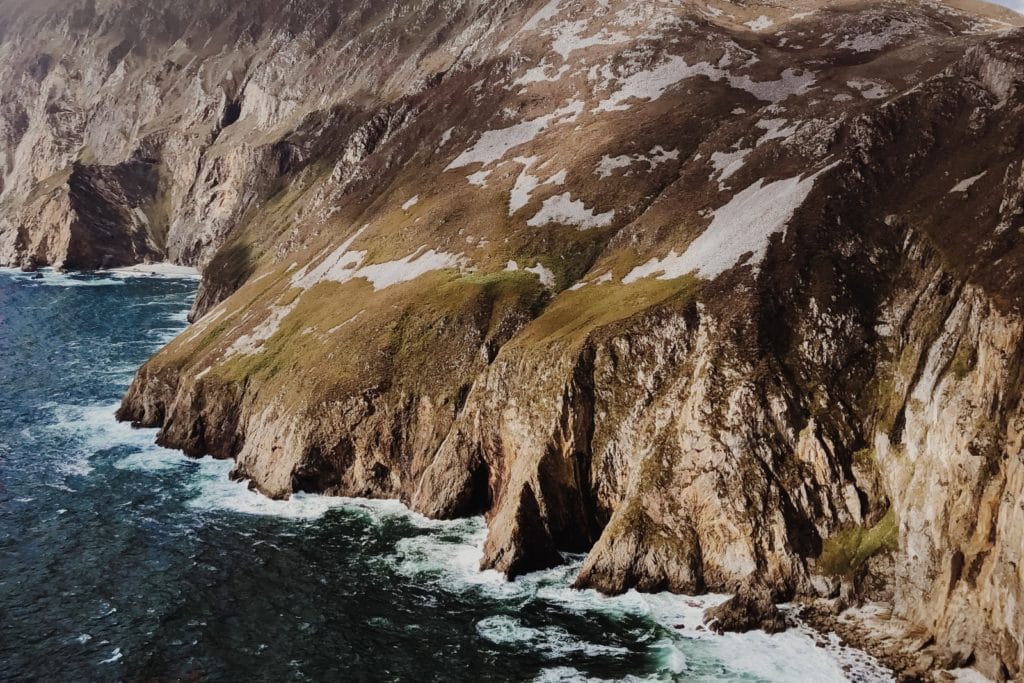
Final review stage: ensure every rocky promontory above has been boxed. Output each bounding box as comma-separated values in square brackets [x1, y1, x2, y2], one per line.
[2, 0, 1023, 679]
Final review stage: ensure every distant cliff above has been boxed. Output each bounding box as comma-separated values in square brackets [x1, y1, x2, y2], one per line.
[4, 0, 1023, 679]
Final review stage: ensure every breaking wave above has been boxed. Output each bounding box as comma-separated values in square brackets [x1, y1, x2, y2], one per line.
[2, 265, 895, 682]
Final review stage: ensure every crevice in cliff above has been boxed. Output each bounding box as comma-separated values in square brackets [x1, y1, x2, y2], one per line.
[220, 100, 242, 129]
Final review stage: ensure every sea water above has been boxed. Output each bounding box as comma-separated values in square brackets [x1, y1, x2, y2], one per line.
[0, 269, 892, 682]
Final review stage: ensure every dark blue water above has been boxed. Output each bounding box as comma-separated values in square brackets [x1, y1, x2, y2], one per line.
[0, 269, 888, 682]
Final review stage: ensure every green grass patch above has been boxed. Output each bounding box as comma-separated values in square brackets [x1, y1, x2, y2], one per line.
[515, 275, 700, 347]
[950, 342, 976, 380]
[818, 508, 898, 576]
[212, 269, 547, 408]
[852, 447, 875, 465]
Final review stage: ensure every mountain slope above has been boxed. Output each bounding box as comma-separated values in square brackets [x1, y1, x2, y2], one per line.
[3, 0, 1023, 679]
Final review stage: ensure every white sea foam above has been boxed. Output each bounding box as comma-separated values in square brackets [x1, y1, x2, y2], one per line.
[86, 429, 355, 518]
[51, 403, 152, 450]
[41, 275, 890, 683]
[103, 263, 201, 279]
[185, 456, 462, 524]
[379, 505, 891, 681]
[11, 269, 127, 287]
[113, 450, 185, 472]
[48, 403, 146, 476]
[531, 666, 590, 682]
[166, 309, 191, 324]
[57, 456, 94, 478]
[50, 386, 192, 480]
[53, 399, 363, 518]
[187, 460, 353, 519]
[477, 614, 628, 658]
[101, 418, 894, 682]
[1, 263, 199, 285]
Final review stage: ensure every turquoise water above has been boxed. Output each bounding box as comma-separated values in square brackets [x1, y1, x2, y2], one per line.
[0, 269, 891, 682]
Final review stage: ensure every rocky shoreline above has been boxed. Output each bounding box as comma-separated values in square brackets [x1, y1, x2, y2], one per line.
[2, 0, 1023, 679]
[801, 601, 953, 681]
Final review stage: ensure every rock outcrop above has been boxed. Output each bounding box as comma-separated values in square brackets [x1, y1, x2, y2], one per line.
[2, 0, 1022, 679]
[705, 587, 790, 635]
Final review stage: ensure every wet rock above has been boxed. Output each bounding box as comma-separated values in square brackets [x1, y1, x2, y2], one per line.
[703, 588, 789, 635]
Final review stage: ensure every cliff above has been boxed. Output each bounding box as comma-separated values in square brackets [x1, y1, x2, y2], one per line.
[3, 0, 1023, 679]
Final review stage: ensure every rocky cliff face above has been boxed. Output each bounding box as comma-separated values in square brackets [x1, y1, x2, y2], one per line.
[4, 0, 1023, 678]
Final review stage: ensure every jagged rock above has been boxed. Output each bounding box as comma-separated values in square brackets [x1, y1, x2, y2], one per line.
[810, 574, 841, 600]
[703, 588, 789, 635]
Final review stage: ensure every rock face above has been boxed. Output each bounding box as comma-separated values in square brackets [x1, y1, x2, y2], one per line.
[3, 0, 1023, 678]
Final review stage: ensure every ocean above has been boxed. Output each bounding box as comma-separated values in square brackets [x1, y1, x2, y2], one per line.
[0, 268, 891, 682]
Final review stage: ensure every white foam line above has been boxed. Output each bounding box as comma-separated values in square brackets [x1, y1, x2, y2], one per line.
[102, 263, 201, 279]
[16, 270, 127, 287]
[1, 265, 199, 286]
[356, 496, 892, 682]
[84, 388, 892, 683]
[37, 276, 891, 683]
[188, 457, 400, 520]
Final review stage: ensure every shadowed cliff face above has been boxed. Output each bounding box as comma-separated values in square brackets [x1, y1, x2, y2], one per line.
[0, 0, 521, 276]
[4, 0, 1023, 678]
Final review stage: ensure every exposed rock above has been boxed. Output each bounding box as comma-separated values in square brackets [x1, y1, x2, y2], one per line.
[1, 0, 1022, 679]
[704, 587, 790, 635]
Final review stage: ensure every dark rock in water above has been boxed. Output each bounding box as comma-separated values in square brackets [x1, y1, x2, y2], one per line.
[704, 588, 789, 635]
[31, 272, 43, 280]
